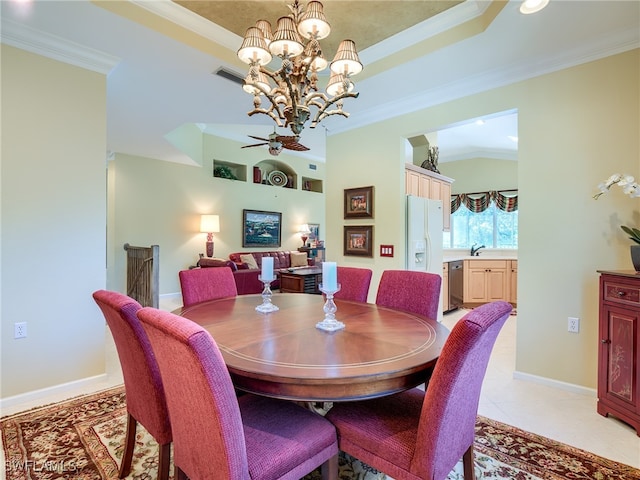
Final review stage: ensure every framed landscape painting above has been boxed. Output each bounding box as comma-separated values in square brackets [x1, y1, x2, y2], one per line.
[344, 225, 373, 257]
[344, 186, 374, 219]
[243, 209, 282, 248]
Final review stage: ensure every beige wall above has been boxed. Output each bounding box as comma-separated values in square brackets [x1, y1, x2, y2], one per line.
[107, 134, 326, 296]
[439, 158, 518, 194]
[1, 46, 107, 397]
[1, 41, 637, 400]
[326, 49, 639, 389]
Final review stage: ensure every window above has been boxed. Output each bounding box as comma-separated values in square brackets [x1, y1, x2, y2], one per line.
[444, 192, 518, 249]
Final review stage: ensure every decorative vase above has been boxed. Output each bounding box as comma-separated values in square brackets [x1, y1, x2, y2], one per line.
[631, 245, 640, 272]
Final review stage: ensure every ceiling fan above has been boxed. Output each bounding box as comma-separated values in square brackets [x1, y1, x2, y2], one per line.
[241, 131, 309, 156]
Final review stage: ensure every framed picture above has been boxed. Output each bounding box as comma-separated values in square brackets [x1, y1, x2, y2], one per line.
[242, 209, 282, 248]
[344, 226, 374, 257]
[344, 186, 374, 219]
[308, 223, 320, 241]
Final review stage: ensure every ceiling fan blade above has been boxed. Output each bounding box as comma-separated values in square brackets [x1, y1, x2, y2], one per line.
[247, 135, 269, 142]
[277, 135, 310, 151]
[241, 142, 269, 149]
[282, 141, 310, 151]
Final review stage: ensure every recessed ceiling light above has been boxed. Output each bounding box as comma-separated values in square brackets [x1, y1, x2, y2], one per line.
[520, 0, 549, 14]
[475, 119, 485, 126]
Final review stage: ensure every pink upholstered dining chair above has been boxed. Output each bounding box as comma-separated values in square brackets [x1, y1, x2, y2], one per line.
[325, 301, 513, 480]
[178, 266, 237, 307]
[375, 270, 441, 319]
[136, 306, 339, 480]
[334, 266, 373, 303]
[92, 290, 171, 480]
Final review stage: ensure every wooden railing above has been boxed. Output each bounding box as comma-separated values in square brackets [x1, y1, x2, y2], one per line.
[124, 243, 159, 308]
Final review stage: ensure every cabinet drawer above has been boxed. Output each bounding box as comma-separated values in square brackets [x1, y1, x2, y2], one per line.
[466, 260, 507, 270]
[603, 280, 640, 306]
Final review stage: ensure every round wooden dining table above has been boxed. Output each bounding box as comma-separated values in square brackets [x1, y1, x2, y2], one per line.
[175, 293, 450, 402]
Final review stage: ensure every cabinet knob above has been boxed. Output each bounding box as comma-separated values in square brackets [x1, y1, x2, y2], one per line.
[601, 339, 611, 344]
[616, 290, 626, 297]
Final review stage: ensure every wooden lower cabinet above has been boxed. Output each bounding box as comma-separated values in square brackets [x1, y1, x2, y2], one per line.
[509, 260, 518, 304]
[597, 271, 640, 435]
[463, 259, 508, 305]
[442, 263, 449, 313]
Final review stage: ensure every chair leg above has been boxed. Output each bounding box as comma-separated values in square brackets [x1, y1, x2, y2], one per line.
[463, 444, 475, 480]
[157, 443, 171, 480]
[175, 466, 189, 480]
[320, 454, 339, 480]
[119, 413, 137, 478]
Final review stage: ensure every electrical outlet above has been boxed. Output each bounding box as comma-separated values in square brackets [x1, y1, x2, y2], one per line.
[14, 322, 27, 339]
[568, 317, 580, 333]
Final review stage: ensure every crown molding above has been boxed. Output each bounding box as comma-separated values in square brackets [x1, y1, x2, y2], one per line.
[0, 19, 120, 74]
[130, 0, 241, 51]
[333, 26, 640, 136]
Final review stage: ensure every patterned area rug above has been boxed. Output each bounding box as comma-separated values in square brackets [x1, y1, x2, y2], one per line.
[1, 386, 638, 480]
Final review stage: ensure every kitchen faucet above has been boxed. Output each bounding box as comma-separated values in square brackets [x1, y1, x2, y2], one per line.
[470, 243, 485, 256]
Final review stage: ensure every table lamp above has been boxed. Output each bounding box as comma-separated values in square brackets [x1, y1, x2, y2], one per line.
[299, 224, 311, 247]
[200, 214, 220, 258]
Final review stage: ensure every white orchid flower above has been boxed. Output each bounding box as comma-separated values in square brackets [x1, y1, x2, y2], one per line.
[617, 174, 635, 187]
[595, 173, 640, 199]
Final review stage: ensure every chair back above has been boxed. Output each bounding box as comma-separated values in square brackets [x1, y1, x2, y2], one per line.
[375, 270, 441, 319]
[179, 267, 238, 307]
[334, 266, 373, 302]
[413, 301, 512, 479]
[137, 307, 249, 479]
[92, 290, 171, 444]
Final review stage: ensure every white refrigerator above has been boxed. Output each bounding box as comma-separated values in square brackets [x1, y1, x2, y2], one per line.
[406, 195, 444, 321]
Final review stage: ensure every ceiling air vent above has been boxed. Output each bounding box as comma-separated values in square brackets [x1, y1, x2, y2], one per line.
[214, 67, 244, 86]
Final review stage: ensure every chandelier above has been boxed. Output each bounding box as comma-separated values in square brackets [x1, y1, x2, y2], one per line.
[237, 0, 363, 136]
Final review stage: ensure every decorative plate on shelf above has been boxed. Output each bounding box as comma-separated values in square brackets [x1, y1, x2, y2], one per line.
[268, 170, 288, 187]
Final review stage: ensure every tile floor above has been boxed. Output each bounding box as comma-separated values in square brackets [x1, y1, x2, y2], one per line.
[2, 297, 639, 470]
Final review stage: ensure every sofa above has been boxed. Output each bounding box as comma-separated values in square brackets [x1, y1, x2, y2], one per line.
[198, 250, 309, 295]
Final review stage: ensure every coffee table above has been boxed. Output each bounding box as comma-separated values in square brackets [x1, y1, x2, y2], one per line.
[279, 267, 322, 294]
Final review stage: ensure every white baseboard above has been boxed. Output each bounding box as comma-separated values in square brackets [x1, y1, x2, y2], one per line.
[513, 370, 596, 397]
[0, 374, 111, 414]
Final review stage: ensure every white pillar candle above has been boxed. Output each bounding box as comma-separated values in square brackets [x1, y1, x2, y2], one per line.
[261, 257, 274, 281]
[322, 261, 337, 291]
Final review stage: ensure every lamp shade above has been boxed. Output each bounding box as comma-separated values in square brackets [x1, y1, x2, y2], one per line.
[326, 72, 354, 97]
[200, 215, 220, 233]
[243, 70, 271, 95]
[299, 224, 312, 234]
[238, 27, 272, 65]
[297, 1, 331, 40]
[330, 39, 363, 76]
[269, 16, 304, 57]
[255, 19, 273, 45]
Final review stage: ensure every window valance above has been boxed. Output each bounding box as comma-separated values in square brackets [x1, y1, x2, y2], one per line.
[451, 190, 518, 213]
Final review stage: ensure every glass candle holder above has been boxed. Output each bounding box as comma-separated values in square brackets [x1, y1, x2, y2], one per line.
[316, 283, 344, 332]
[255, 276, 279, 313]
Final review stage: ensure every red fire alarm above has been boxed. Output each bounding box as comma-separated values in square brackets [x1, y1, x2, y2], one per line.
[380, 245, 394, 257]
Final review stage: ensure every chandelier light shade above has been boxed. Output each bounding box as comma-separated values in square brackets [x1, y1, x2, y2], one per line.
[237, 27, 272, 65]
[237, 0, 363, 136]
[255, 19, 273, 45]
[270, 16, 304, 57]
[297, 1, 331, 40]
[330, 39, 363, 76]
[326, 72, 354, 97]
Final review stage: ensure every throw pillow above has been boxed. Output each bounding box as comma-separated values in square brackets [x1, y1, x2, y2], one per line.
[290, 252, 308, 267]
[240, 254, 259, 270]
